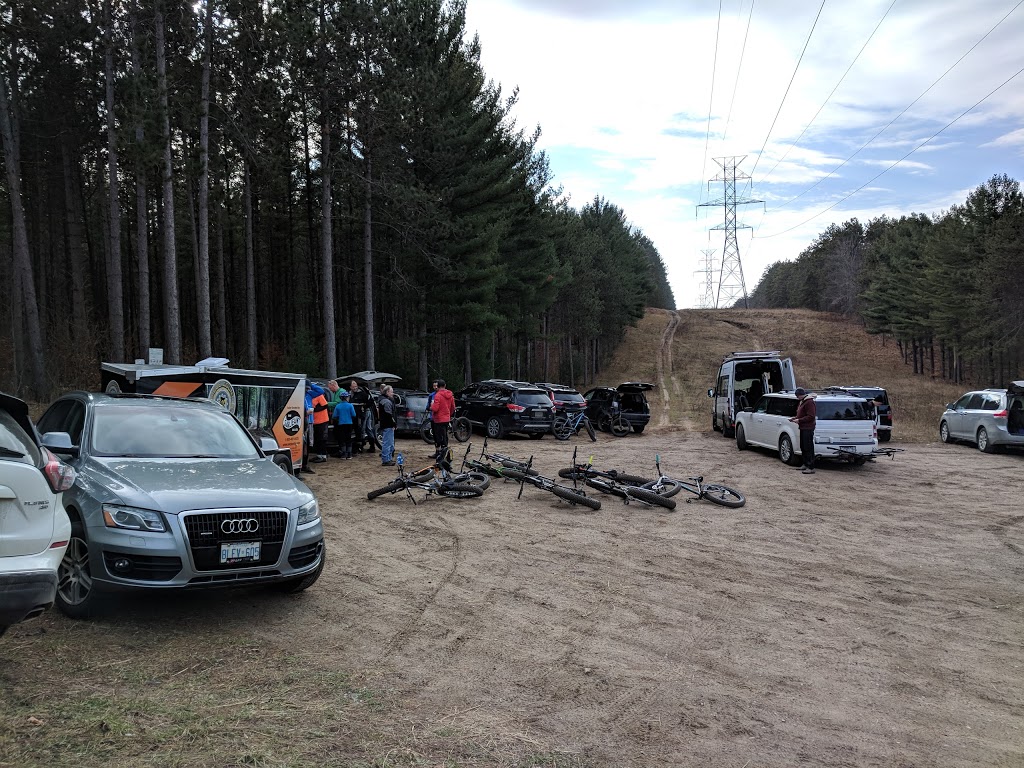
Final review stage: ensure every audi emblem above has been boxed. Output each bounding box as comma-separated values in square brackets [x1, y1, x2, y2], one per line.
[221, 518, 259, 534]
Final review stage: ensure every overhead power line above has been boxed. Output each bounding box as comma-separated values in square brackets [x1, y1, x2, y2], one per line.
[748, 0, 826, 180]
[721, 0, 755, 144]
[770, 0, 1024, 212]
[759, 0, 897, 185]
[697, 0, 724, 211]
[756, 64, 1024, 239]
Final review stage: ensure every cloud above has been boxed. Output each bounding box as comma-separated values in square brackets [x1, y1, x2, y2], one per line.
[983, 128, 1024, 148]
[859, 159, 934, 171]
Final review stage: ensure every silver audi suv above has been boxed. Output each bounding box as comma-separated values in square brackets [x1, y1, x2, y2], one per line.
[37, 392, 325, 618]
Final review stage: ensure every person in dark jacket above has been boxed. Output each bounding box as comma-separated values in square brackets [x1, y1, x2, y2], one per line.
[348, 379, 370, 455]
[789, 387, 817, 474]
[379, 385, 397, 466]
[430, 379, 455, 459]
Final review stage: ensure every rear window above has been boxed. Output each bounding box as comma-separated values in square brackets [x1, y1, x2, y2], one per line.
[515, 392, 553, 407]
[404, 395, 429, 410]
[552, 392, 585, 404]
[817, 400, 872, 421]
[844, 388, 888, 405]
[0, 410, 41, 466]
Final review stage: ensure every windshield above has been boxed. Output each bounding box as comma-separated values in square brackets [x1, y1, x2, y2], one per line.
[91, 404, 260, 459]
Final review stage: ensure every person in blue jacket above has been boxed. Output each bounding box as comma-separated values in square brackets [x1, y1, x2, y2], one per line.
[332, 390, 357, 459]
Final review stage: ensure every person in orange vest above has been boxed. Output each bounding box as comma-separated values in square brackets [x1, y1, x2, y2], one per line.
[309, 382, 330, 463]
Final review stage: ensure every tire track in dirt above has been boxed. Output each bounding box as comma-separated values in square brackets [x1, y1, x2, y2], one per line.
[656, 311, 680, 427]
[376, 516, 461, 661]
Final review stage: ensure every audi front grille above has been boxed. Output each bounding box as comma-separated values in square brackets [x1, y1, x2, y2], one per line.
[182, 509, 288, 571]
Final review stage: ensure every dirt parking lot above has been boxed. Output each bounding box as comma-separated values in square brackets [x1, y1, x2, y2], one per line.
[4, 427, 1021, 767]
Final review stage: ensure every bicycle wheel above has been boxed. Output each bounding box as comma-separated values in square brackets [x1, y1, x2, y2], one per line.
[610, 415, 630, 437]
[451, 417, 472, 443]
[643, 478, 684, 498]
[701, 483, 745, 508]
[550, 486, 602, 510]
[501, 459, 539, 476]
[455, 471, 491, 491]
[367, 479, 406, 500]
[626, 487, 676, 510]
[552, 414, 573, 441]
[421, 421, 434, 444]
[557, 467, 591, 480]
[437, 482, 484, 498]
[584, 417, 597, 442]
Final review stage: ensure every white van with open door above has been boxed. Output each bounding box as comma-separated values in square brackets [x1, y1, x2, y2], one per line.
[708, 351, 796, 437]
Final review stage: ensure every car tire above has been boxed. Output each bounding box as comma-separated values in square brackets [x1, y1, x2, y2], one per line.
[485, 417, 505, 439]
[632, 424, 645, 434]
[977, 426, 996, 453]
[272, 452, 293, 474]
[56, 519, 102, 619]
[528, 432, 544, 440]
[712, 414, 721, 433]
[273, 547, 325, 593]
[736, 423, 747, 450]
[779, 434, 800, 466]
[939, 421, 953, 444]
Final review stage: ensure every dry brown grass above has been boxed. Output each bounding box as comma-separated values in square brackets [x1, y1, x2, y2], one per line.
[599, 307, 968, 442]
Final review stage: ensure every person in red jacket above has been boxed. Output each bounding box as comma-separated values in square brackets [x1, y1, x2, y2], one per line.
[789, 387, 817, 474]
[429, 379, 455, 459]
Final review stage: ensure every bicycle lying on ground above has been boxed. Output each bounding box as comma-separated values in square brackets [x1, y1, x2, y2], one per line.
[502, 454, 602, 511]
[459, 438, 535, 479]
[367, 449, 490, 502]
[558, 451, 675, 510]
[552, 409, 597, 442]
[419, 414, 472, 445]
[640, 455, 745, 508]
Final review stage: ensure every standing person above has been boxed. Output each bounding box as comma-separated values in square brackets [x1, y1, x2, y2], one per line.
[309, 381, 330, 463]
[789, 387, 817, 474]
[332, 390, 357, 459]
[349, 379, 370, 455]
[325, 379, 343, 417]
[300, 383, 315, 474]
[430, 379, 455, 459]
[379, 385, 397, 466]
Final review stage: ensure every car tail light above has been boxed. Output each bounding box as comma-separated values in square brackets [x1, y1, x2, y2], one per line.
[506, 403, 525, 412]
[42, 448, 77, 493]
[404, 410, 414, 418]
[993, 409, 1008, 419]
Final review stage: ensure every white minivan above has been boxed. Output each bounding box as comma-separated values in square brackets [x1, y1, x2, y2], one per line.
[735, 391, 878, 466]
[708, 351, 796, 437]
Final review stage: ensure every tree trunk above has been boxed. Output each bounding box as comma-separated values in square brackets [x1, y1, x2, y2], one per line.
[214, 198, 227, 353]
[61, 137, 90, 339]
[244, 159, 257, 366]
[131, 0, 150, 356]
[105, 0, 125, 359]
[196, 0, 213, 359]
[463, 333, 472, 387]
[0, 72, 47, 396]
[156, 3, 182, 363]
[319, 3, 336, 378]
[363, 154, 375, 369]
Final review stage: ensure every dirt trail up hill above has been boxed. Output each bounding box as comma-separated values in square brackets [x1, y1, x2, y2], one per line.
[3, 309, 1022, 768]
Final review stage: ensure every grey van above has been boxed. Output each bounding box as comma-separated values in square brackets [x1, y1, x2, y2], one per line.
[939, 382, 1024, 453]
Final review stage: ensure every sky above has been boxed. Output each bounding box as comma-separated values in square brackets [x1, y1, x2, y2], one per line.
[462, 0, 1024, 309]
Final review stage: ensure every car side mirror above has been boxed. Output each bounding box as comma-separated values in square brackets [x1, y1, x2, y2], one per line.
[258, 436, 281, 453]
[707, 388, 715, 398]
[42, 431, 79, 458]
[945, 403, 953, 410]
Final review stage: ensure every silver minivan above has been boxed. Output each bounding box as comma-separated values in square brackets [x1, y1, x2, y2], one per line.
[939, 382, 1024, 453]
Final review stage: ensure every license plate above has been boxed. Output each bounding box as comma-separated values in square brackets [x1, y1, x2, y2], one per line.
[840, 445, 855, 451]
[221, 541, 261, 564]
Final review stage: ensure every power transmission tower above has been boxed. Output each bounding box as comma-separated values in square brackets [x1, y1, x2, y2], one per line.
[696, 249, 716, 308]
[697, 156, 762, 308]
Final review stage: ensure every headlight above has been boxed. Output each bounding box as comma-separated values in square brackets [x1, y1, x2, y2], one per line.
[297, 499, 320, 526]
[102, 504, 167, 532]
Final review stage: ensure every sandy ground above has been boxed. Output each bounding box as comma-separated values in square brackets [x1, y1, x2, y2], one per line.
[297, 427, 1023, 766]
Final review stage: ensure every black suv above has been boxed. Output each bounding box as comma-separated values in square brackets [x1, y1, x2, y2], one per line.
[583, 382, 654, 434]
[825, 386, 892, 442]
[533, 383, 587, 413]
[455, 380, 555, 439]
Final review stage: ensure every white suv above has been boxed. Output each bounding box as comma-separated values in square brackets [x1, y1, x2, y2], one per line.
[735, 391, 877, 466]
[0, 392, 76, 637]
